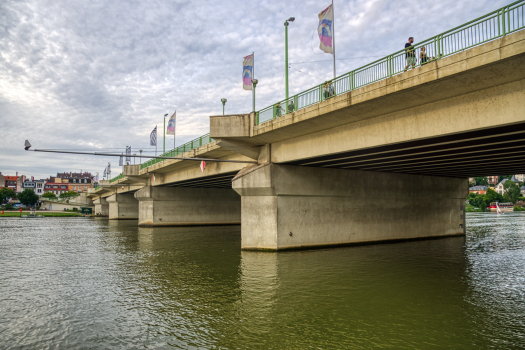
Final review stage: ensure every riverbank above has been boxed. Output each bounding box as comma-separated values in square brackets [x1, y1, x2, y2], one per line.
[0, 212, 85, 217]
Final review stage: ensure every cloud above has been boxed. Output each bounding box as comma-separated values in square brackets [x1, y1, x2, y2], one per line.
[0, 0, 510, 178]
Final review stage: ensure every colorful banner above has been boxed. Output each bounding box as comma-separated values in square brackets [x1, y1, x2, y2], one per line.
[166, 111, 176, 135]
[150, 126, 157, 146]
[318, 5, 334, 54]
[103, 168, 106, 178]
[119, 153, 123, 166]
[243, 54, 254, 90]
[126, 146, 131, 163]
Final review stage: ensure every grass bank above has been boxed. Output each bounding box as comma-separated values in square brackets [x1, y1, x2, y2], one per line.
[0, 212, 85, 217]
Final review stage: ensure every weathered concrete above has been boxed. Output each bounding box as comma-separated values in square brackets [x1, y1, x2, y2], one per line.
[106, 193, 139, 220]
[93, 197, 109, 216]
[135, 186, 241, 226]
[233, 164, 467, 250]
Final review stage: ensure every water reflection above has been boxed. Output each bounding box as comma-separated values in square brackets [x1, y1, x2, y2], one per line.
[1, 214, 524, 349]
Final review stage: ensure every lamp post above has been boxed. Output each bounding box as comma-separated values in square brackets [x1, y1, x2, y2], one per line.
[221, 98, 227, 115]
[133, 154, 136, 165]
[251, 79, 258, 112]
[163, 113, 168, 154]
[284, 17, 295, 101]
[139, 149, 143, 164]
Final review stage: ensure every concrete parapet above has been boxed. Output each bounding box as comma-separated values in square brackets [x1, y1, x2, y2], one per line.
[135, 186, 241, 226]
[106, 193, 139, 220]
[232, 164, 467, 251]
[92, 197, 109, 216]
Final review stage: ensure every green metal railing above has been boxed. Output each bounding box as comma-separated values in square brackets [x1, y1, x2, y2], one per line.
[256, 1, 525, 125]
[109, 173, 124, 183]
[140, 133, 214, 170]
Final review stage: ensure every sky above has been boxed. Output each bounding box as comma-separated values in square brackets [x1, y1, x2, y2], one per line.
[0, 0, 510, 179]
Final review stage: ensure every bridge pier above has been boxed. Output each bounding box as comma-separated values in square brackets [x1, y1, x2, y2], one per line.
[106, 193, 138, 220]
[135, 186, 241, 226]
[93, 197, 109, 216]
[233, 164, 467, 251]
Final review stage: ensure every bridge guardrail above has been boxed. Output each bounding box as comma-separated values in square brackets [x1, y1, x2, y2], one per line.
[109, 173, 124, 183]
[256, 0, 525, 125]
[140, 133, 214, 170]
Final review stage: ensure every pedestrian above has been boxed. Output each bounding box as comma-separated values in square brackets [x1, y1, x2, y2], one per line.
[323, 82, 330, 99]
[404, 37, 416, 71]
[287, 100, 295, 113]
[420, 46, 428, 65]
[275, 103, 283, 117]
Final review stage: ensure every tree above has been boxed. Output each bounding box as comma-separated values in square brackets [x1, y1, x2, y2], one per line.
[59, 191, 80, 199]
[18, 189, 39, 206]
[42, 192, 57, 199]
[474, 177, 488, 186]
[503, 181, 521, 203]
[0, 187, 16, 204]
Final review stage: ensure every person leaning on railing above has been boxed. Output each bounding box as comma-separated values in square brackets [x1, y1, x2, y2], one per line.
[420, 46, 428, 65]
[404, 37, 416, 71]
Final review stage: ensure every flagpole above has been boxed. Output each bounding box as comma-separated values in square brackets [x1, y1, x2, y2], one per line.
[332, 0, 336, 79]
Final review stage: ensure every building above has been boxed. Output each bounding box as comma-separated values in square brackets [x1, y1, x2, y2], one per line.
[487, 175, 499, 185]
[22, 179, 45, 196]
[1, 173, 27, 193]
[515, 174, 525, 182]
[521, 186, 525, 196]
[469, 185, 488, 195]
[468, 178, 476, 185]
[495, 177, 520, 195]
[56, 172, 94, 193]
[44, 177, 70, 196]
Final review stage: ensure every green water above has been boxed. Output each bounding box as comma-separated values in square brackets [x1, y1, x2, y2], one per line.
[1, 213, 524, 349]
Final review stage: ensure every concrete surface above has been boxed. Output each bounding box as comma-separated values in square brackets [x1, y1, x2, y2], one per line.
[233, 164, 467, 250]
[106, 193, 139, 220]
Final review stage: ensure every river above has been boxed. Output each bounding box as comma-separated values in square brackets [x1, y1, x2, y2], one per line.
[1, 213, 524, 349]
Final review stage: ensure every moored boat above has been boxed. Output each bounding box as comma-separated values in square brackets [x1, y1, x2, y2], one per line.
[489, 202, 514, 212]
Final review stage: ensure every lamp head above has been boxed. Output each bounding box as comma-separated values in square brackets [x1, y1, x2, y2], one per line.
[288, 17, 295, 22]
[252, 79, 258, 86]
[164, 113, 168, 117]
[221, 98, 227, 104]
[24, 140, 31, 150]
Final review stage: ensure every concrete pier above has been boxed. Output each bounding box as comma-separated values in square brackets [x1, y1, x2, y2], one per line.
[93, 197, 109, 216]
[233, 164, 467, 251]
[106, 193, 139, 220]
[135, 186, 241, 227]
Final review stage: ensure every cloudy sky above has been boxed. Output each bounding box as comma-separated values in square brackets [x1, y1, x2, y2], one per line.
[0, 0, 509, 179]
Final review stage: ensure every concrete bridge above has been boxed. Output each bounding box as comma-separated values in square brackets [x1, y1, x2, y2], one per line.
[89, 28, 525, 250]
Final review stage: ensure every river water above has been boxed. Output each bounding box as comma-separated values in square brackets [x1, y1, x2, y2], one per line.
[1, 213, 524, 349]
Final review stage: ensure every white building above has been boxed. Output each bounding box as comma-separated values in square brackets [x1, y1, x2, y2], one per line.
[21, 179, 45, 196]
[515, 174, 525, 182]
[495, 176, 520, 195]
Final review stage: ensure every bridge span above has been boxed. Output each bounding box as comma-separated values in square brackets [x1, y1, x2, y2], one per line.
[89, 22, 525, 250]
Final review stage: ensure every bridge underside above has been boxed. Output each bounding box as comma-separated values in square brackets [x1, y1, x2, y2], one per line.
[284, 121, 525, 177]
[161, 171, 238, 189]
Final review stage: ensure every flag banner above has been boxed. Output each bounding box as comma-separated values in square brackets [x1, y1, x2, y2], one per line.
[200, 160, 206, 172]
[166, 111, 176, 135]
[318, 5, 334, 54]
[243, 54, 254, 90]
[103, 168, 107, 178]
[126, 146, 131, 163]
[107, 163, 111, 173]
[119, 153, 123, 166]
[150, 126, 157, 146]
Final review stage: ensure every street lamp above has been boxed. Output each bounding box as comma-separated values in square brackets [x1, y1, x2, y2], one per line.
[163, 113, 168, 153]
[251, 79, 258, 112]
[221, 98, 227, 115]
[284, 17, 295, 101]
[139, 149, 143, 164]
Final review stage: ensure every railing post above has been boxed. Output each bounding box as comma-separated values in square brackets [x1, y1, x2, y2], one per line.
[273, 105, 276, 119]
[294, 95, 298, 109]
[256, 112, 260, 125]
[502, 7, 507, 36]
[319, 84, 322, 102]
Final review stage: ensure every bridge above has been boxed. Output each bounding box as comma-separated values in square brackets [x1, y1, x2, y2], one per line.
[88, 2, 525, 250]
